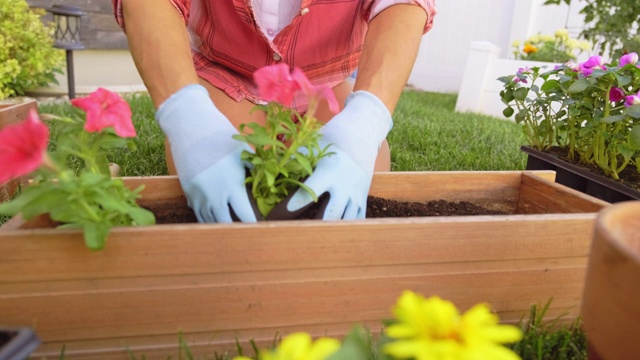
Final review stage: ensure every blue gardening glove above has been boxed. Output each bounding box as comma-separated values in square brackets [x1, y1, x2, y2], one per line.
[287, 90, 393, 220]
[156, 84, 257, 223]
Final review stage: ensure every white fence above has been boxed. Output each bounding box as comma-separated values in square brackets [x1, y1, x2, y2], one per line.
[408, 0, 589, 94]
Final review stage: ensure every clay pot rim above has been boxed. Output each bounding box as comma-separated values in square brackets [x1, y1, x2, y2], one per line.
[595, 201, 640, 263]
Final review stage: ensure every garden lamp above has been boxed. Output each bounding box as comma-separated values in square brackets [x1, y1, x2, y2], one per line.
[47, 4, 86, 99]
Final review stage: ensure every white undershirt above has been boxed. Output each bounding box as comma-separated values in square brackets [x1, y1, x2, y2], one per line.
[252, 0, 303, 40]
[252, 0, 400, 41]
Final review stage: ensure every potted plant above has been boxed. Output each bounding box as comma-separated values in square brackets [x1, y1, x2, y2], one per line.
[499, 52, 640, 203]
[232, 64, 337, 220]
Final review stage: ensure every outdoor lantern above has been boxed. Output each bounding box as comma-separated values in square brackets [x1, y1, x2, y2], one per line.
[47, 4, 86, 99]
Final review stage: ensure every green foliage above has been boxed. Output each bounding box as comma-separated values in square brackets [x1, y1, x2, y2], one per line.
[0, 0, 64, 99]
[499, 58, 640, 180]
[544, 0, 640, 57]
[513, 29, 590, 63]
[233, 104, 332, 218]
[390, 91, 527, 172]
[509, 300, 587, 360]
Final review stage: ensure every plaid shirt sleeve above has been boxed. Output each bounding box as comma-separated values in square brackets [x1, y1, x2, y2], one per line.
[111, 0, 190, 31]
[368, 0, 436, 33]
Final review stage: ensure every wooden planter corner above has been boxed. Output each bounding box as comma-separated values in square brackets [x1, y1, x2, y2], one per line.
[0, 98, 37, 202]
[0, 171, 608, 359]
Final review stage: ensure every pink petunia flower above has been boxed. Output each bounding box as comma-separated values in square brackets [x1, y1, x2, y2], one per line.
[625, 91, 640, 108]
[291, 68, 339, 115]
[609, 87, 626, 102]
[71, 88, 136, 137]
[0, 109, 50, 185]
[619, 52, 639, 67]
[254, 64, 301, 107]
[578, 56, 606, 77]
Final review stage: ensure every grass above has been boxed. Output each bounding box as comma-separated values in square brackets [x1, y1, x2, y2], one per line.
[390, 91, 527, 171]
[37, 90, 527, 175]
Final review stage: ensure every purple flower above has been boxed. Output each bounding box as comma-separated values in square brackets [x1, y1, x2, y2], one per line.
[619, 52, 639, 67]
[609, 87, 626, 102]
[512, 76, 527, 84]
[579, 56, 606, 76]
[624, 91, 640, 107]
[517, 67, 532, 75]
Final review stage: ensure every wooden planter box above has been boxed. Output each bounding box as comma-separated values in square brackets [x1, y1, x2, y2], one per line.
[0, 171, 608, 359]
[0, 98, 37, 202]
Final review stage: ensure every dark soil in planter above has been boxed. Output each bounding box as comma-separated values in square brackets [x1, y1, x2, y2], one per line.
[149, 196, 506, 224]
[547, 146, 640, 192]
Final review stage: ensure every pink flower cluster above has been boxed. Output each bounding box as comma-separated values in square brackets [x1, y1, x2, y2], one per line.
[254, 64, 339, 114]
[575, 53, 640, 108]
[0, 88, 136, 185]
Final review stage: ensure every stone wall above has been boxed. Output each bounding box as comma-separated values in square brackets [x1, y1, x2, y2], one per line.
[26, 0, 127, 50]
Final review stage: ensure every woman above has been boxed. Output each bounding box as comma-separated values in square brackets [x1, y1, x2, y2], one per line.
[112, 0, 436, 223]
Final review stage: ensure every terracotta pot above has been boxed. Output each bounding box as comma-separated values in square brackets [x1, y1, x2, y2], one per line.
[582, 201, 640, 360]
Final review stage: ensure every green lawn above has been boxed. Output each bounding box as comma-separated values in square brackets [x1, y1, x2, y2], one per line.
[36, 90, 527, 176]
[390, 91, 527, 172]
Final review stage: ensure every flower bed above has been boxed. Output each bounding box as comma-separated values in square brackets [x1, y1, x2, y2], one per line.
[0, 171, 608, 358]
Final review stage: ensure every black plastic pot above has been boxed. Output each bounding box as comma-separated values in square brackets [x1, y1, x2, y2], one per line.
[521, 145, 640, 203]
[231, 171, 330, 221]
[0, 328, 40, 360]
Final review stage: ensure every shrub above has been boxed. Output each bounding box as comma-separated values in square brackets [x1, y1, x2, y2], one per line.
[0, 0, 64, 99]
[512, 29, 591, 63]
[544, 0, 640, 58]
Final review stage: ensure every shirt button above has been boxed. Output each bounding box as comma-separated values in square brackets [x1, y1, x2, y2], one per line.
[273, 53, 282, 61]
[267, 29, 275, 36]
[300, 7, 309, 15]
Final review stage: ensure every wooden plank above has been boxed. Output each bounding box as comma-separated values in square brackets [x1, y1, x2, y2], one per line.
[0, 98, 37, 128]
[5, 265, 586, 355]
[518, 172, 610, 214]
[0, 215, 596, 282]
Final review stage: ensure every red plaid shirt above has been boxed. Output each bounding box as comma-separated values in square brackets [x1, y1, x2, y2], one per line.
[112, 0, 436, 112]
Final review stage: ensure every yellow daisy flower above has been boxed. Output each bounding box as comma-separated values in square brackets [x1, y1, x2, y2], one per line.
[383, 291, 523, 360]
[234, 332, 340, 360]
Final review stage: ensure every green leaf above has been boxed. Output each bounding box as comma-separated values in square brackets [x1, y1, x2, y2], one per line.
[601, 115, 624, 124]
[0, 184, 54, 217]
[541, 80, 559, 93]
[625, 104, 640, 119]
[629, 126, 640, 150]
[326, 327, 372, 360]
[513, 87, 529, 101]
[567, 79, 593, 93]
[83, 222, 111, 250]
[126, 207, 156, 226]
[20, 190, 68, 219]
[292, 153, 313, 175]
[619, 144, 636, 161]
[615, 73, 632, 87]
[502, 107, 514, 118]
